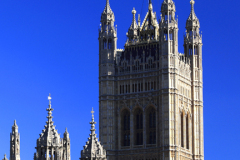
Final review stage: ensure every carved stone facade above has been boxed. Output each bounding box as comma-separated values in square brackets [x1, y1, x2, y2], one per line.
[99, 0, 204, 160]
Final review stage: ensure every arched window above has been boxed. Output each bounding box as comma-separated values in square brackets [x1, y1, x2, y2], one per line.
[189, 45, 193, 55]
[165, 13, 168, 21]
[169, 31, 173, 40]
[121, 109, 130, 146]
[181, 112, 184, 148]
[147, 107, 156, 144]
[186, 114, 189, 149]
[108, 39, 112, 49]
[134, 108, 143, 145]
[103, 39, 107, 49]
[164, 30, 168, 41]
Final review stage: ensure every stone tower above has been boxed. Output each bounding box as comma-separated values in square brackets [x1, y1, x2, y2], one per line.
[99, 0, 117, 150]
[98, 0, 204, 160]
[34, 94, 71, 160]
[10, 120, 20, 160]
[184, 0, 203, 159]
[80, 108, 106, 160]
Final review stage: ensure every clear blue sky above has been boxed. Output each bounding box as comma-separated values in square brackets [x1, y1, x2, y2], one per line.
[0, 0, 239, 159]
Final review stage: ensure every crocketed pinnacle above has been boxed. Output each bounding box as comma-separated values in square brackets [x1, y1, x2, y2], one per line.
[13, 120, 18, 128]
[149, 0, 153, 10]
[90, 108, 96, 135]
[2, 154, 8, 160]
[80, 108, 106, 160]
[37, 94, 61, 147]
[188, 0, 198, 21]
[47, 93, 53, 125]
[64, 128, 69, 138]
[102, 0, 113, 14]
[129, 8, 138, 30]
[12, 120, 18, 132]
[186, 0, 200, 29]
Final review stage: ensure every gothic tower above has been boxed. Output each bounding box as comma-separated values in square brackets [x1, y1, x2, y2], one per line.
[63, 129, 71, 160]
[98, 0, 204, 159]
[184, 0, 203, 159]
[99, 0, 117, 151]
[10, 120, 20, 160]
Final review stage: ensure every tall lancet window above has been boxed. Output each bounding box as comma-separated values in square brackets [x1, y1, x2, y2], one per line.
[181, 112, 184, 147]
[108, 39, 112, 49]
[103, 39, 107, 49]
[147, 107, 156, 144]
[121, 109, 130, 146]
[134, 108, 143, 145]
[186, 114, 190, 149]
[164, 30, 168, 41]
[189, 45, 193, 55]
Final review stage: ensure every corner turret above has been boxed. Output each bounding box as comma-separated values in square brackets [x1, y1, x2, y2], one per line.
[159, 0, 178, 55]
[10, 120, 20, 160]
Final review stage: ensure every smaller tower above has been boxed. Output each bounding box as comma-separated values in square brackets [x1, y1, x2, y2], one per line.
[63, 128, 71, 160]
[80, 108, 106, 160]
[159, 0, 178, 55]
[98, 0, 117, 151]
[10, 120, 20, 160]
[184, 0, 204, 159]
[2, 154, 8, 160]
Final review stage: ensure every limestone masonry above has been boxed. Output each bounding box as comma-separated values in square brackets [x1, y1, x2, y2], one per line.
[98, 0, 203, 159]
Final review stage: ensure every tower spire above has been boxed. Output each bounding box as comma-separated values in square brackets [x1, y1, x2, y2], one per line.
[148, 0, 153, 10]
[103, 0, 113, 14]
[80, 108, 106, 160]
[188, 0, 197, 21]
[47, 93, 53, 124]
[90, 108, 96, 135]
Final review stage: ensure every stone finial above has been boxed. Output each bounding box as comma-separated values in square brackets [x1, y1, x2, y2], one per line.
[13, 120, 18, 127]
[149, 0, 153, 10]
[3, 154, 8, 160]
[48, 93, 52, 107]
[138, 14, 141, 26]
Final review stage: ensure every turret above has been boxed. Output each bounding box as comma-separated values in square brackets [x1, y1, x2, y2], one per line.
[184, 0, 202, 58]
[184, 1, 203, 159]
[159, 0, 178, 55]
[10, 120, 20, 160]
[63, 128, 71, 160]
[99, 0, 117, 76]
